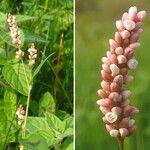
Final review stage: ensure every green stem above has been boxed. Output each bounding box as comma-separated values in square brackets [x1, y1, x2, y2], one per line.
[118, 139, 124, 150]
[20, 60, 32, 150]
[23, 87, 31, 137]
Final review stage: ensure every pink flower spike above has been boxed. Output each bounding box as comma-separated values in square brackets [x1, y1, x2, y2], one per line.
[97, 7, 146, 141]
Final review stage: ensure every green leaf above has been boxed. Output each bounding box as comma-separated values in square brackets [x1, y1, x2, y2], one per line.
[64, 117, 73, 129]
[16, 15, 36, 22]
[19, 133, 49, 150]
[46, 113, 65, 134]
[56, 110, 71, 120]
[24, 31, 48, 43]
[2, 63, 32, 96]
[0, 12, 7, 28]
[39, 92, 56, 116]
[0, 89, 18, 149]
[26, 117, 56, 146]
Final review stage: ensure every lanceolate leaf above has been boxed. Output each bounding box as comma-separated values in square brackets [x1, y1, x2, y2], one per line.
[2, 63, 32, 96]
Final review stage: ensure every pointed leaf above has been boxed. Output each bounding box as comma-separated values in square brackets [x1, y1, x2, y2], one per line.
[2, 63, 32, 96]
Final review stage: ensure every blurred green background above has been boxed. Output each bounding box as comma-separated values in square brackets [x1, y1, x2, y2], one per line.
[76, 0, 150, 150]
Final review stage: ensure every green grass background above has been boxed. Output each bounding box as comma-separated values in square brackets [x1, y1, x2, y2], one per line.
[76, 0, 150, 149]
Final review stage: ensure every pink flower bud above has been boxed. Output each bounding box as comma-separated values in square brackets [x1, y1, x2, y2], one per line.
[101, 80, 110, 91]
[97, 89, 108, 98]
[100, 106, 110, 114]
[110, 64, 120, 76]
[106, 124, 114, 132]
[97, 98, 113, 107]
[102, 64, 111, 73]
[123, 106, 139, 116]
[134, 22, 142, 31]
[130, 32, 139, 43]
[102, 116, 110, 123]
[121, 99, 130, 107]
[129, 42, 140, 49]
[109, 92, 120, 102]
[102, 57, 110, 65]
[128, 125, 136, 135]
[137, 11, 147, 21]
[117, 55, 127, 64]
[123, 19, 136, 31]
[127, 59, 138, 69]
[128, 6, 137, 20]
[101, 70, 111, 81]
[116, 20, 124, 31]
[119, 128, 129, 137]
[124, 47, 134, 56]
[110, 82, 121, 92]
[113, 75, 123, 85]
[122, 12, 129, 21]
[120, 30, 130, 39]
[124, 75, 134, 84]
[115, 32, 122, 44]
[106, 51, 111, 58]
[121, 90, 131, 99]
[109, 39, 118, 49]
[109, 129, 119, 137]
[110, 54, 118, 64]
[105, 112, 118, 123]
[119, 117, 130, 128]
[111, 107, 122, 115]
[115, 47, 124, 55]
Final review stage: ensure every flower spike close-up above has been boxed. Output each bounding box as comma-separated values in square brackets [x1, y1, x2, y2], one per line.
[97, 6, 146, 149]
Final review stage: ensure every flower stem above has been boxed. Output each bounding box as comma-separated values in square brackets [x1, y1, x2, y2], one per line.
[117, 139, 124, 150]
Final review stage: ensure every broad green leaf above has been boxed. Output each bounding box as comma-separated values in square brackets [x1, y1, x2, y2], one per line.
[0, 89, 18, 149]
[26, 117, 50, 133]
[2, 63, 32, 96]
[46, 113, 65, 134]
[19, 133, 49, 150]
[39, 92, 56, 116]
[3, 89, 17, 119]
[26, 117, 56, 146]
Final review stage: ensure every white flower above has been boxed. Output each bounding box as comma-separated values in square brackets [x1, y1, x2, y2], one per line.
[109, 129, 119, 137]
[110, 64, 120, 76]
[123, 19, 136, 31]
[127, 59, 138, 69]
[105, 112, 118, 123]
[128, 119, 135, 127]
